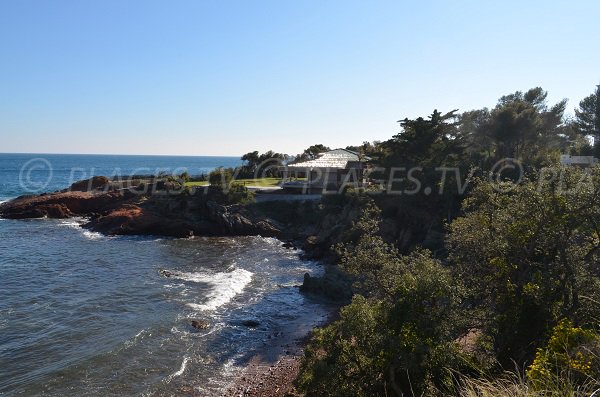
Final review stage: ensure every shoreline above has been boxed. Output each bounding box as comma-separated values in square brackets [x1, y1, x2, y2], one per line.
[222, 336, 305, 397]
[220, 306, 338, 397]
[0, 181, 348, 396]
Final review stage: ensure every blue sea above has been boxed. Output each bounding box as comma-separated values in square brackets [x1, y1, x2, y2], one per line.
[0, 154, 329, 396]
[0, 153, 243, 201]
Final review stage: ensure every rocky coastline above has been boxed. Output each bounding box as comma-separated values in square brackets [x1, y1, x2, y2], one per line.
[0, 177, 281, 239]
[0, 176, 360, 301]
[0, 177, 356, 396]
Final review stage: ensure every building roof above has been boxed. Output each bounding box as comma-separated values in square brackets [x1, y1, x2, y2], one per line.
[286, 148, 370, 169]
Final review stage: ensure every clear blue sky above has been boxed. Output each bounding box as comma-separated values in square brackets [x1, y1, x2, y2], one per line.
[0, 0, 598, 156]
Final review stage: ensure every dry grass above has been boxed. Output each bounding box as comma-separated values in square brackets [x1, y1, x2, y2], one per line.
[457, 371, 599, 397]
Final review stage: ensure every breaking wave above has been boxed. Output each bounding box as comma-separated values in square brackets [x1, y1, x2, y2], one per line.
[174, 269, 253, 311]
[81, 230, 104, 240]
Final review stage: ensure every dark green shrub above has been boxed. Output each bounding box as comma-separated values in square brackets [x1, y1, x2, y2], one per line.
[208, 167, 233, 187]
[225, 184, 255, 205]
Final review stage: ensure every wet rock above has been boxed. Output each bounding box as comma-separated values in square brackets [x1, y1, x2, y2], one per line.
[282, 241, 296, 249]
[43, 204, 72, 218]
[0, 203, 73, 219]
[254, 220, 280, 237]
[300, 266, 353, 302]
[205, 201, 280, 237]
[191, 319, 210, 330]
[160, 269, 177, 278]
[302, 234, 329, 258]
[241, 319, 260, 328]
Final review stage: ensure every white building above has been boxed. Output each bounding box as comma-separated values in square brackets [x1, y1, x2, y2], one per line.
[281, 149, 370, 192]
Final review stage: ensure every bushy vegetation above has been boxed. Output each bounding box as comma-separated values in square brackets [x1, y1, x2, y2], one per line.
[239, 150, 288, 178]
[298, 202, 475, 396]
[527, 319, 600, 387]
[205, 167, 255, 205]
[448, 167, 600, 366]
[223, 184, 255, 205]
[296, 85, 600, 396]
[208, 167, 233, 187]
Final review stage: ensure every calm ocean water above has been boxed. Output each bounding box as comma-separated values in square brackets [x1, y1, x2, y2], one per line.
[0, 153, 243, 201]
[0, 154, 328, 396]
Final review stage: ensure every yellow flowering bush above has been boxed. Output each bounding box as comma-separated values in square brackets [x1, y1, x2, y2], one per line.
[527, 319, 600, 386]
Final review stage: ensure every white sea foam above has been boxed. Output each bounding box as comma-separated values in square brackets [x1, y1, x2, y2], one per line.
[171, 323, 221, 338]
[165, 356, 190, 383]
[57, 218, 85, 228]
[176, 268, 253, 311]
[56, 218, 106, 240]
[82, 229, 103, 240]
[137, 238, 164, 243]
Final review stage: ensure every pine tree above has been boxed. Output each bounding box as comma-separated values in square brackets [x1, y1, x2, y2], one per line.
[574, 84, 600, 143]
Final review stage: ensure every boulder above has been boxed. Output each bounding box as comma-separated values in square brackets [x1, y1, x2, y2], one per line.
[43, 204, 73, 218]
[241, 319, 260, 328]
[254, 220, 280, 237]
[302, 235, 329, 259]
[205, 201, 280, 237]
[282, 241, 296, 250]
[191, 319, 210, 330]
[160, 269, 178, 278]
[299, 266, 353, 302]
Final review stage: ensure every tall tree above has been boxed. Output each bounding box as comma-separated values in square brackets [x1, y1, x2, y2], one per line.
[293, 144, 331, 163]
[459, 108, 494, 164]
[241, 151, 260, 172]
[486, 87, 567, 164]
[574, 84, 600, 146]
[240, 150, 287, 178]
[383, 109, 465, 168]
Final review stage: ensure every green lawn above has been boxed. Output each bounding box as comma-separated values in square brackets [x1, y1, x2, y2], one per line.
[186, 177, 299, 188]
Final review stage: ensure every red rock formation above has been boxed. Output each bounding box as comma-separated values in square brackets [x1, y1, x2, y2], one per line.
[0, 191, 125, 219]
[0, 180, 281, 239]
[68, 176, 110, 192]
[84, 204, 194, 238]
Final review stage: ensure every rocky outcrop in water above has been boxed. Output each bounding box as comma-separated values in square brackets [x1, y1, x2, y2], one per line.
[241, 319, 261, 328]
[190, 319, 210, 330]
[84, 204, 195, 238]
[299, 266, 353, 303]
[0, 177, 281, 239]
[0, 191, 125, 219]
[204, 201, 280, 237]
